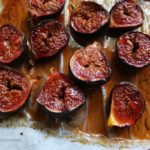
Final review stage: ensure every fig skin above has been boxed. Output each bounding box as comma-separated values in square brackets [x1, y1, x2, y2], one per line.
[70, 1, 109, 35]
[27, 0, 65, 18]
[109, 0, 144, 30]
[116, 31, 150, 68]
[69, 43, 111, 86]
[31, 20, 69, 59]
[37, 70, 85, 115]
[0, 66, 31, 113]
[0, 24, 26, 64]
[107, 82, 145, 127]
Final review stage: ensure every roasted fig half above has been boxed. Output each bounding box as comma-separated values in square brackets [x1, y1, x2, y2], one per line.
[107, 82, 145, 127]
[31, 20, 69, 59]
[70, 1, 109, 34]
[27, 0, 65, 17]
[109, 0, 144, 30]
[37, 70, 85, 115]
[116, 32, 150, 68]
[0, 66, 31, 113]
[69, 43, 111, 85]
[0, 24, 25, 64]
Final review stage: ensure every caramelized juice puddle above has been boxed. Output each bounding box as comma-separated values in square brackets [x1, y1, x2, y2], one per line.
[130, 66, 150, 139]
[0, 0, 149, 145]
[82, 88, 107, 136]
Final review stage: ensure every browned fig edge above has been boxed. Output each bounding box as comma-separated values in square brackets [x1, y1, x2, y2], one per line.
[31, 19, 69, 60]
[69, 43, 111, 86]
[109, 0, 144, 32]
[70, 1, 109, 35]
[27, 0, 65, 18]
[0, 65, 31, 114]
[116, 31, 150, 68]
[0, 24, 27, 65]
[36, 69, 86, 116]
[107, 82, 145, 127]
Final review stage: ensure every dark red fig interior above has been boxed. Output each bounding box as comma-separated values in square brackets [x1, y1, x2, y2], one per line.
[37, 70, 85, 114]
[0, 25, 24, 64]
[111, 82, 145, 126]
[116, 32, 150, 68]
[70, 1, 109, 34]
[70, 43, 111, 85]
[0, 67, 31, 113]
[31, 20, 69, 59]
[27, 0, 65, 17]
[110, 0, 144, 29]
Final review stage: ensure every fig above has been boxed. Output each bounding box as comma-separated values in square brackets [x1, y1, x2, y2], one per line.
[37, 70, 85, 115]
[0, 66, 31, 113]
[109, 0, 144, 30]
[27, 0, 65, 17]
[116, 32, 150, 68]
[107, 82, 145, 127]
[31, 20, 69, 59]
[69, 43, 111, 85]
[70, 1, 109, 34]
[0, 24, 25, 64]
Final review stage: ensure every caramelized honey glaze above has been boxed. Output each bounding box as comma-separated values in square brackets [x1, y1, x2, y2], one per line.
[0, 0, 149, 146]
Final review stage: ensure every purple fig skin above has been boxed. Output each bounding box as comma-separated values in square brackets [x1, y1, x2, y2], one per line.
[69, 43, 111, 86]
[0, 24, 26, 64]
[108, 82, 145, 127]
[27, 0, 65, 17]
[31, 20, 69, 60]
[0, 66, 31, 113]
[70, 1, 109, 35]
[116, 31, 150, 68]
[37, 70, 85, 115]
[109, 0, 144, 30]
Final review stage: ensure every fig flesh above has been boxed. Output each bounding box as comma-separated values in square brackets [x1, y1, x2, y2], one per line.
[107, 82, 145, 127]
[27, 0, 65, 17]
[70, 1, 109, 34]
[69, 43, 111, 85]
[37, 70, 85, 115]
[0, 24, 25, 64]
[0, 66, 31, 113]
[116, 32, 150, 68]
[109, 0, 144, 30]
[31, 20, 69, 59]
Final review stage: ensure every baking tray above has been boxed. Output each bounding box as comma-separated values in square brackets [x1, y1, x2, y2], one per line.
[0, 0, 149, 149]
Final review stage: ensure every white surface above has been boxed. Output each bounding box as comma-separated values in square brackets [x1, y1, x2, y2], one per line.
[0, 127, 107, 150]
[0, 127, 150, 150]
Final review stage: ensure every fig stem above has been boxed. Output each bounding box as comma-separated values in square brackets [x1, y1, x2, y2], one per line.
[49, 67, 56, 74]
